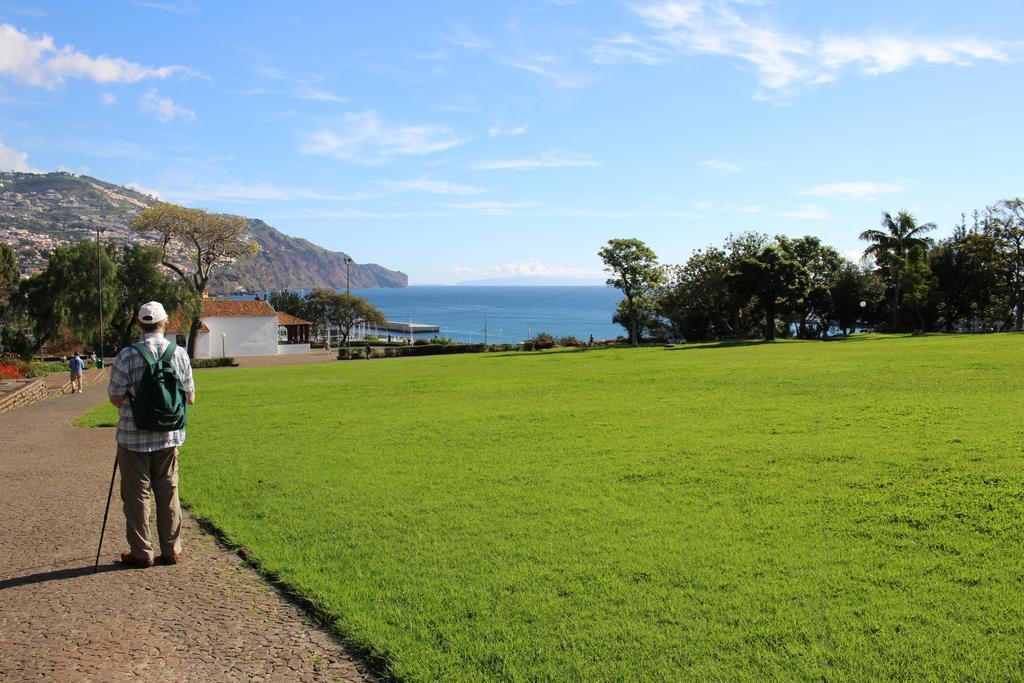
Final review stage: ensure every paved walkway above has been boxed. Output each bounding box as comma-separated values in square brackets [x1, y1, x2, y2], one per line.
[0, 379, 371, 682]
[44, 366, 107, 396]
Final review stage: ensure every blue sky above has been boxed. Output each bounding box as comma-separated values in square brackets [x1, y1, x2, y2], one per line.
[2, 1, 1022, 284]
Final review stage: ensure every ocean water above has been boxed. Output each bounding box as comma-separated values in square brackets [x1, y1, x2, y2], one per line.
[345, 286, 624, 343]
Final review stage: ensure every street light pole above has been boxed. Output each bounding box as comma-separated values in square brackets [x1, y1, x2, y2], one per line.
[221, 332, 226, 358]
[96, 228, 105, 358]
[345, 257, 352, 295]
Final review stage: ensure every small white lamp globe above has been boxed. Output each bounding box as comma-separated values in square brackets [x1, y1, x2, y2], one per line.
[859, 300, 867, 308]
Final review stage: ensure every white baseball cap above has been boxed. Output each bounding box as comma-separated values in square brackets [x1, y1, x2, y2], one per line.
[137, 301, 168, 324]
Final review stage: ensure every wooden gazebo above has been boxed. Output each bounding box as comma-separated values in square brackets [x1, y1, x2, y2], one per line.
[277, 312, 311, 345]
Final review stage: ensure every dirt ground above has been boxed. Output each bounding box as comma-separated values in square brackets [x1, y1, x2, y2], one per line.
[0, 376, 372, 682]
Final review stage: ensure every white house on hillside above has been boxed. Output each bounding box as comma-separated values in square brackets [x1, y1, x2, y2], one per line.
[167, 299, 311, 359]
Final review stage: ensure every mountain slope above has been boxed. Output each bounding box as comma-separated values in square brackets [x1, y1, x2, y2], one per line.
[0, 171, 407, 290]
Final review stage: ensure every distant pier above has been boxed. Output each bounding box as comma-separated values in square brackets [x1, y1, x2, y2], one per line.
[381, 321, 440, 334]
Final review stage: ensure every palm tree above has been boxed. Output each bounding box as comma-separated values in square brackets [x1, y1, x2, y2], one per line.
[860, 210, 935, 329]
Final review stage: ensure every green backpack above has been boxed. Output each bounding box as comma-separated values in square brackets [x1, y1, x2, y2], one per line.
[129, 341, 188, 432]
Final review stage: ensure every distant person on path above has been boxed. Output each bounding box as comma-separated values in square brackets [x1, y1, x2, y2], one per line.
[364, 343, 372, 360]
[68, 352, 85, 393]
[107, 301, 196, 568]
[89, 351, 97, 366]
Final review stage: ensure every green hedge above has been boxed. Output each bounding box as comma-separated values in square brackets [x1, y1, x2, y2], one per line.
[192, 357, 238, 368]
[338, 344, 489, 360]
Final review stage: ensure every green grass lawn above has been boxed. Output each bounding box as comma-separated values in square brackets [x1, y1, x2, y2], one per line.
[81, 335, 1024, 680]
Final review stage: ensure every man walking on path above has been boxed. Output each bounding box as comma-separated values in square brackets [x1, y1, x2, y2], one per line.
[107, 301, 195, 568]
[69, 352, 85, 393]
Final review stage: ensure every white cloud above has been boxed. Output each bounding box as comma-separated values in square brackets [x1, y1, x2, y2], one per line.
[504, 56, 594, 88]
[444, 200, 539, 212]
[0, 23, 194, 89]
[377, 179, 486, 195]
[779, 204, 830, 220]
[472, 151, 599, 171]
[454, 259, 604, 279]
[843, 249, 868, 265]
[737, 205, 764, 214]
[124, 182, 162, 199]
[301, 110, 468, 164]
[702, 159, 743, 173]
[266, 208, 450, 221]
[587, 33, 672, 65]
[140, 89, 195, 122]
[488, 123, 526, 138]
[693, 200, 714, 209]
[446, 24, 491, 51]
[126, 1, 197, 14]
[819, 36, 1008, 76]
[162, 183, 374, 203]
[293, 88, 346, 103]
[99, 91, 116, 106]
[608, 2, 1015, 99]
[798, 181, 904, 200]
[0, 138, 38, 172]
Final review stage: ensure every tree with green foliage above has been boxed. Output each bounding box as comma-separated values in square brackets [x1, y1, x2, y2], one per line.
[777, 235, 843, 337]
[112, 244, 190, 348]
[612, 295, 666, 342]
[829, 262, 885, 334]
[900, 245, 938, 330]
[598, 238, 664, 345]
[131, 202, 258, 356]
[269, 290, 320, 325]
[929, 218, 1001, 332]
[0, 243, 34, 358]
[732, 244, 803, 341]
[985, 198, 1024, 331]
[0, 242, 17, 306]
[17, 241, 119, 352]
[307, 287, 386, 347]
[860, 210, 936, 330]
[659, 247, 734, 341]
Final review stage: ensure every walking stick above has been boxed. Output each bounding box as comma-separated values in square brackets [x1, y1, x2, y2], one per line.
[94, 456, 118, 573]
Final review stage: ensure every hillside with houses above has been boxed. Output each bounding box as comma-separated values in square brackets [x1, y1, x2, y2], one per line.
[0, 171, 407, 292]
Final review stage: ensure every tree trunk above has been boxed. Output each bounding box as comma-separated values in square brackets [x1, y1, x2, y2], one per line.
[187, 316, 201, 358]
[765, 302, 776, 341]
[891, 280, 901, 330]
[627, 295, 638, 346]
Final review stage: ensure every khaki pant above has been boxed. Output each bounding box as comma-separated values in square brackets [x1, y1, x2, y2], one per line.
[117, 444, 182, 560]
[70, 372, 82, 393]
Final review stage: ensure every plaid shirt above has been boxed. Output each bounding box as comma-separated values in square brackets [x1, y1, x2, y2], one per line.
[108, 333, 195, 452]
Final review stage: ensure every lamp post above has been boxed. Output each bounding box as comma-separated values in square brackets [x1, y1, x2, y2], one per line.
[95, 227, 105, 359]
[345, 257, 353, 295]
[221, 331, 226, 358]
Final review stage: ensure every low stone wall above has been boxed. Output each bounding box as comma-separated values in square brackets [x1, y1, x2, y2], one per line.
[0, 378, 47, 414]
[277, 343, 311, 356]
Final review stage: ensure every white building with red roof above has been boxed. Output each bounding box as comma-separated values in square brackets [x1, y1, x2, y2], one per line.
[167, 299, 311, 359]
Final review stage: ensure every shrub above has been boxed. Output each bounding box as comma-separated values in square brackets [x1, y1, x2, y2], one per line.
[413, 339, 431, 346]
[0, 358, 59, 378]
[337, 343, 489, 360]
[0, 362, 27, 379]
[527, 332, 557, 349]
[192, 357, 237, 368]
[558, 336, 585, 348]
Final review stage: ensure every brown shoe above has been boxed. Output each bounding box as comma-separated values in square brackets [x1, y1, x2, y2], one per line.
[120, 551, 154, 568]
[158, 553, 182, 565]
